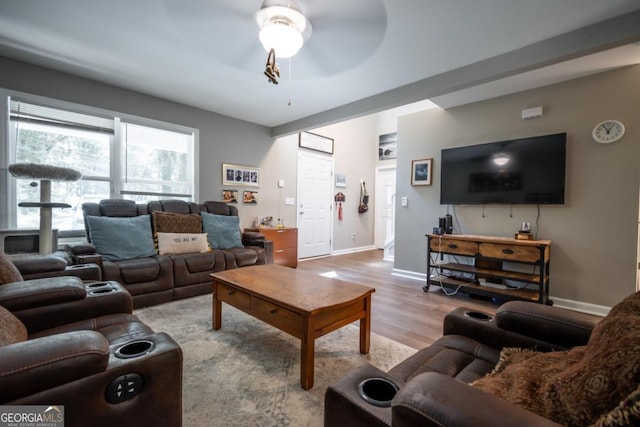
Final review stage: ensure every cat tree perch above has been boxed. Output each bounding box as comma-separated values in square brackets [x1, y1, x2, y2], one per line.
[8, 163, 82, 254]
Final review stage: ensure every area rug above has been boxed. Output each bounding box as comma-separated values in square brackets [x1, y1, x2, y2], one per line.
[135, 294, 416, 427]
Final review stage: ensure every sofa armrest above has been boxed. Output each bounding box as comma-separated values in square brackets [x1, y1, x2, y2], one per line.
[0, 276, 86, 311]
[242, 233, 274, 264]
[495, 301, 600, 348]
[61, 241, 97, 256]
[8, 253, 68, 275]
[392, 372, 561, 427]
[443, 303, 599, 351]
[0, 330, 109, 402]
[242, 231, 265, 243]
[60, 242, 104, 267]
[9, 281, 132, 333]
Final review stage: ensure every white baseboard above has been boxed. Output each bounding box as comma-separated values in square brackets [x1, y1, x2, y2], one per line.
[331, 245, 376, 256]
[390, 268, 611, 316]
[391, 268, 426, 281]
[550, 297, 610, 316]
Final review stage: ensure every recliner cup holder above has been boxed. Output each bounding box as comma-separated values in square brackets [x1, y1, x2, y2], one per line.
[89, 288, 116, 295]
[357, 377, 399, 407]
[68, 264, 90, 269]
[464, 310, 493, 321]
[115, 340, 155, 359]
[86, 281, 110, 289]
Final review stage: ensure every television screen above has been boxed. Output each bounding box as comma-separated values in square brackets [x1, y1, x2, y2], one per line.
[440, 133, 566, 205]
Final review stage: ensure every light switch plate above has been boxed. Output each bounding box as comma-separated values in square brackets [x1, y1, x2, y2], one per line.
[401, 197, 408, 206]
[285, 197, 295, 205]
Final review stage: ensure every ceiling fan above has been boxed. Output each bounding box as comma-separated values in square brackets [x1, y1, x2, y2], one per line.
[163, 0, 387, 80]
[255, 0, 311, 84]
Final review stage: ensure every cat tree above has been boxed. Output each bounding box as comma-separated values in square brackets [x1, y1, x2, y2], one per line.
[8, 163, 82, 254]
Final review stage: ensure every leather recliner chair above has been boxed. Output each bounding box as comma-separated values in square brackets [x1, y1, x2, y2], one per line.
[0, 253, 183, 426]
[324, 295, 640, 427]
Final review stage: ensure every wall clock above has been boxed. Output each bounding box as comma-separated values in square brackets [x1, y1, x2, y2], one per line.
[592, 119, 625, 144]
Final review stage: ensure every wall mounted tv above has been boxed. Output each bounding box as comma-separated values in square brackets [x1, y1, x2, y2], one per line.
[440, 132, 566, 205]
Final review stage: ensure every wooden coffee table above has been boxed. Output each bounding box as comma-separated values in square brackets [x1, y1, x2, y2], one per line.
[210, 264, 375, 390]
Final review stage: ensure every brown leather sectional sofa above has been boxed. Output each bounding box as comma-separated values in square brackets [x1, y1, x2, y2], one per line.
[0, 258, 183, 427]
[63, 199, 273, 308]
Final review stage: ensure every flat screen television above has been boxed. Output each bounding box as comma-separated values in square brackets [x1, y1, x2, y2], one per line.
[440, 132, 566, 205]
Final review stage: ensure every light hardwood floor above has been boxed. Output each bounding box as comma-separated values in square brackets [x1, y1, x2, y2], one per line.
[296, 249, 498, 350]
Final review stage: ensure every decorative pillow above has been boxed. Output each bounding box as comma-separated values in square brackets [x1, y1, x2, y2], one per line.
[0, 251, 23, 285]
[472, 291, 640, 426]
[0, 305, 27, 346]
[592, 384, 640, 427]
[546, 291, 640, 426]
[86, 215, 156, 261]
[152, 211, 203, 234]
[157, 232, 210, 255]
[152, 211, 204, 251]
[201, 212, 243, 250]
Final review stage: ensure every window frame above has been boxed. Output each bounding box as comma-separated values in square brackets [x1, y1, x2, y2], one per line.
[0, 89, 200, 232]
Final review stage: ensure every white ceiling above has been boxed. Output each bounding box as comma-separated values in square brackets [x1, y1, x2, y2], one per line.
[0, 0, 639, 134]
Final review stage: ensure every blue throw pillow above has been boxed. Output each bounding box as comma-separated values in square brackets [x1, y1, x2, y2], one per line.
[201, 212, 243, 250]
[86, 215, 156, 261]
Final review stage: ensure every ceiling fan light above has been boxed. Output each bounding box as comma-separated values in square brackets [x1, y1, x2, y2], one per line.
[259, 21, 304, 59]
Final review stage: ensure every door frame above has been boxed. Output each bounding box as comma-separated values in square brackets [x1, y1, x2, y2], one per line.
[374, 165, 396, 249]
[296, 150, 334, 258]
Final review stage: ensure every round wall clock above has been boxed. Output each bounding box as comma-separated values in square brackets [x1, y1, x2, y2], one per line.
[592, 119, 625, 144]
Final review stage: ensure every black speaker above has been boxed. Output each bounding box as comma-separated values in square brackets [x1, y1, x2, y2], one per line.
[438, 217, 446, 229]
[445, 214, 453, 234]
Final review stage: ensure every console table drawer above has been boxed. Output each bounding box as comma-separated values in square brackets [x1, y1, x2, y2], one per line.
[252, 297, 302, 335]
[430, 238, 478, 256]
[216, 283, 251, 309]
[479, 243, 540, 262]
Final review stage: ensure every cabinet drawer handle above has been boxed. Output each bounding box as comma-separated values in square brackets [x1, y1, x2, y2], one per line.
[502, 249, 514, 255]
[227, 290, 236, 295]
[276, 249, 284, 253]
[447, 244, 458, 249]
[276, 230, 284, 233]
[270, 308, 278, 314]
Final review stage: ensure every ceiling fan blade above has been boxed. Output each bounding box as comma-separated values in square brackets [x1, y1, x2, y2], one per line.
[294, 0, 387, 77]
[163, 0, 264, 68]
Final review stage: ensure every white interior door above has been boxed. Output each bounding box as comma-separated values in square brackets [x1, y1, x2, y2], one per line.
[375, 166, 396, 249]
[297, 152, 333, 258]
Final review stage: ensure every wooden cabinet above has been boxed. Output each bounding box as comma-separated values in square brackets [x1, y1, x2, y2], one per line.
[246, 227, 298, 268]
[426, 234, 552, 304]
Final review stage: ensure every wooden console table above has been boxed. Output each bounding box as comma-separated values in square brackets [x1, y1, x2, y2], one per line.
[425, 234, 552, 304]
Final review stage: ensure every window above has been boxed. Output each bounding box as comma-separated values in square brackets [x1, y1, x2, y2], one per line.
[4, 95, 197, 234]
[120, 122, 194, 202]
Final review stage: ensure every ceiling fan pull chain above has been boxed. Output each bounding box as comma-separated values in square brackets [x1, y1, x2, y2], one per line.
[288, 58, 292, 106]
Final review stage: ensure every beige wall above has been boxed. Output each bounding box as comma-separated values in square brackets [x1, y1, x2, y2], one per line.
[312, 115, 378, 251]
[395, 65, 640, 307]
[263, 116, 379, 253]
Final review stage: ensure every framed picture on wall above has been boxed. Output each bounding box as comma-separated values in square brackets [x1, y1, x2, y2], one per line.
[411, 158, 433, 186]
[378, 132, 397, 160]
[299, 131, 334, 154]
[243, 191, 258, 204]
[222, 163, 260, 187]
[335, 173, 346, 188]
[222, 190, 238, 203]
